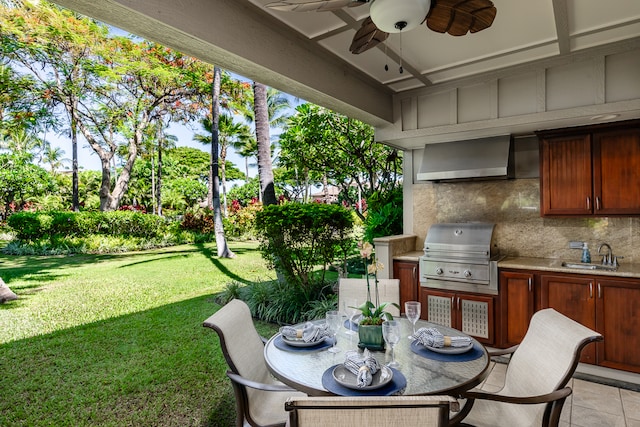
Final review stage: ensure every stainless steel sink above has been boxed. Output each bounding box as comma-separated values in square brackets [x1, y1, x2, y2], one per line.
[561, 262, 618, 271]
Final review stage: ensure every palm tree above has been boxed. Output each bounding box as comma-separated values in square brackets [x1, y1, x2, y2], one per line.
[154, 120, 177, 216]
[41, 144, 70, 174]
[209, 66, 234, 258]
[194, 114, 250, 215]
[230, 133, 257, 185]
[0, 128, 42, 161]
[244, 86, 291, 204]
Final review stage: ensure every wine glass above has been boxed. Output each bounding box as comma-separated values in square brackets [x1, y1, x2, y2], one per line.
[405, 301, 421, 339]
[342, 298, 358, 335]
[325, 310, 342, 353]
[382, 320, 401, 368]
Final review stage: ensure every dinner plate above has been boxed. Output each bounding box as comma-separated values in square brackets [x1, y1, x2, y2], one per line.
[423, 342, 474, 354]
[332, 365, 393, 390]
[281, 334, 327, 348]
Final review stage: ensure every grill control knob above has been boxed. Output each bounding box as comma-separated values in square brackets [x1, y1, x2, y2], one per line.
[435, 267, 444, 275]
[463, 270, 472, 278]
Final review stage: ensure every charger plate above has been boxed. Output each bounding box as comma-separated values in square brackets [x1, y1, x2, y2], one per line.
[332, 365, 393, 390]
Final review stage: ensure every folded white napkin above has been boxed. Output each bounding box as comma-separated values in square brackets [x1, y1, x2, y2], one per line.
[414, 327, 472, 348]
[280, 322, 332, 343]
[343, 349, 380, 387]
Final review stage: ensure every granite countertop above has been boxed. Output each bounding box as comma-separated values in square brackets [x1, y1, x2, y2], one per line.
[392, 252, 640, 279]
[498, 256, 640, 279]
[393, 251, 423, 261]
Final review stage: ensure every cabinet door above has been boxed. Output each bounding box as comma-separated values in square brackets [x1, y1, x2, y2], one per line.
[457, 293, 495, 345]
[419, 287, 453, 328]
[593, 128, 640, 215]
[393, 261, 419, 316]
[540, 134, 593, 216]
[540, 274, 596, 364]
[499, 270, 535, 347]
[596, 278, 640, 373]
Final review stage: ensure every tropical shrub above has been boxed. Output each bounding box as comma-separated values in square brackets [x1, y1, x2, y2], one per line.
[223, 199, 261, 239]
[255, 202, 354, 293]
[363, 188, 403, 242]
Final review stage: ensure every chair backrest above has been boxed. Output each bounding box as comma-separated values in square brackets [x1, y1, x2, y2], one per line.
[203, 299, 277, 426]
[501, 308, 602, 422]
[285, 395, 459, 427]
[338, 278, 400, 317]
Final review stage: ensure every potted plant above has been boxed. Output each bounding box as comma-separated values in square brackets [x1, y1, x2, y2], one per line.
[355, 241, 399, 350]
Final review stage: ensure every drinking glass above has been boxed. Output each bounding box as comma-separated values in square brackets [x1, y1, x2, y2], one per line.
[382, 320, 401, 368]
[405, 301, 421, 339]
[325, 310, 342, 353]
[342, 299, 358, 335]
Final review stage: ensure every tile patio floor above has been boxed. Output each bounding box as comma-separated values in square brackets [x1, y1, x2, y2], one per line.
[478, 362, 640, 426]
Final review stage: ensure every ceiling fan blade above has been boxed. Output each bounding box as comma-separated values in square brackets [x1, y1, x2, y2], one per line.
[426, 0, 497, 36]
[349, 16, 389, 54]
[266, 0, 367, 13]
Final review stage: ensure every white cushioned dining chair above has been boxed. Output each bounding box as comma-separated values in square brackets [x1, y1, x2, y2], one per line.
[285, 395, 459, 427]
[451, 308, 603, 427]
[338, 278, 400, 317]
[203, 299, 306, 427]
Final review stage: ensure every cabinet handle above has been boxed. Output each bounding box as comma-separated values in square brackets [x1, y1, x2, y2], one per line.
[528, 277, 532, 292]
[595, 196, 601, 211]
[457, 297, 460, 310]
[598, 283, 602, 299]
[586, 197, 590, 210]
[412, 267, 416, 280]
[589, 283, 593, 299]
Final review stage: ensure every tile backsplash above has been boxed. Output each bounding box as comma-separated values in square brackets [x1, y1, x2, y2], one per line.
[411, 179, 639, 264]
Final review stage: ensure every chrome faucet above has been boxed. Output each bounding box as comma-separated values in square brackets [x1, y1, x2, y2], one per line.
[597, 243, 613, 266]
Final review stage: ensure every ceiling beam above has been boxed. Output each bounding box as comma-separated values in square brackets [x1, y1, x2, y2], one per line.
[552, 0, 570, 54]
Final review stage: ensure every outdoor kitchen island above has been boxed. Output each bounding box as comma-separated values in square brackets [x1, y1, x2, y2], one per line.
[381, 235, 640, 376]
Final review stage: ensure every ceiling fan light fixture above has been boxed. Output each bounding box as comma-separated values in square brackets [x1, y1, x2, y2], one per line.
[369, 0, 431, 33]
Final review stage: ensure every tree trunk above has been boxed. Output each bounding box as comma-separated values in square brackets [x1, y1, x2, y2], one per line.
[211, 66, 234, 258]
[70, 115, 79, 212]
[156, 123, 163, 216]
[151, 148, 156, 214]
[253, 82, 277, 206]
[220, 144, 228, 217]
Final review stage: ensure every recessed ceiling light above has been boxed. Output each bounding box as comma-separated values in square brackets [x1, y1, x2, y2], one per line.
[590, 114, 620, 121]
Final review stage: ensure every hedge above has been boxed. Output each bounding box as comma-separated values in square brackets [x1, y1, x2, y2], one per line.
[7, 211, 169, 241]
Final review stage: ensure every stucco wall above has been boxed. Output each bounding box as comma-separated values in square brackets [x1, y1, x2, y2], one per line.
[411, 179, 640, 264]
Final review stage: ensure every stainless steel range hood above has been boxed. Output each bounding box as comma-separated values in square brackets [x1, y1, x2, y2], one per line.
[417, 135, 514, 182]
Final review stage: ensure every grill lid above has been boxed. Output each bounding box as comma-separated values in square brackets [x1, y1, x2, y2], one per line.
[423, 223, 496, 261]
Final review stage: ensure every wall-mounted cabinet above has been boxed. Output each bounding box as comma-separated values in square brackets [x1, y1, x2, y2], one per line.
[538, 120, 640, 217]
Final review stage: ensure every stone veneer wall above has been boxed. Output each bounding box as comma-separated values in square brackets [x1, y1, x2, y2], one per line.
[411, 179, 640, 264]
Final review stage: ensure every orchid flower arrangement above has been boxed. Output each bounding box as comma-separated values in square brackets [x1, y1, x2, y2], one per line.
[356, 241, 399, 326]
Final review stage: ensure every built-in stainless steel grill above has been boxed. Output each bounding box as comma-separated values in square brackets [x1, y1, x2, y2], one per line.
[420, 223, 502, 295]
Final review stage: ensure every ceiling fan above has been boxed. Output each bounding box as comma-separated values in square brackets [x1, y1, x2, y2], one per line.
[265, 0, 497, 54]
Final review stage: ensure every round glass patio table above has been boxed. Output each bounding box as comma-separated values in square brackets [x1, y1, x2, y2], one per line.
[264, 317, 490, 396]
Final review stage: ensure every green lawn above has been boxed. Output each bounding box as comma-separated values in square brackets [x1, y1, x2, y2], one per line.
[0, 242, 279, 426]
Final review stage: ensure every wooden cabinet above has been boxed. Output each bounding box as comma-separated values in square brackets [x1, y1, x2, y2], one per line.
[393, 261, 419, 315]
[540, 274, 597, 364]
[498, 267, 640, 373]
[498, 270, 535, 348]
[419, 287, 495, 345]
[595, 277, 640, 373]
[538, 120, 640, 217]
[593, 129, 640, 215]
